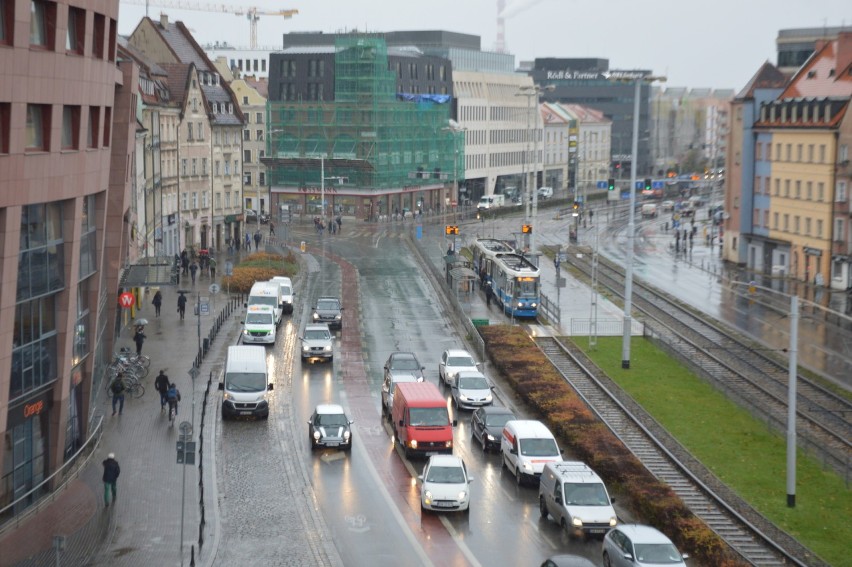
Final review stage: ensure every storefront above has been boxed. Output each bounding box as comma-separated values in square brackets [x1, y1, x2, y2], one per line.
[1, 389, 51, 513]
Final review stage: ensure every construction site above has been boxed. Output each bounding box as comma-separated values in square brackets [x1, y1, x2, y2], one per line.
[263, 37, 464, 221]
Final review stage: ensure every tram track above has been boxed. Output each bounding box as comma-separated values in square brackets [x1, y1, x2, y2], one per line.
[564, 249, 852, 480]
[535, 335, 817, 567]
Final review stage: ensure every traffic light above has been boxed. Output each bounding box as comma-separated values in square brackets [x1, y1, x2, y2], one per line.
[644, 178, 652, 191]
[522, 224, 532, 234]
[607, 178, 615, 191]
[445, 225, 459, 235]
[572, 201, 580, 210]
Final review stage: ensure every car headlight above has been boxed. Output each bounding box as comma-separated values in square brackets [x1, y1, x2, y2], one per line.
[343, 430, 351, 439]
[445, 440, 452, 448]
[572, 517, 583, 527]
[523, 461, 533, 471]
[458, 491, 467, 500]
[484, 393, 492, 402]
[460, 395, 470, 401]
[486, 434, 495, 441]
[313, 430, 321, 440]
[242, 329, 250, 336]
[223, 392, 232, 401]
[302, 345, 310, 352]
[410, 440, 418, 449]
[312, 313, 319, 319]
[324, 345, 332, 352]
[335, 314, 341, 320]
[424, 490, 433, 501]
[609, 517, 618, 527]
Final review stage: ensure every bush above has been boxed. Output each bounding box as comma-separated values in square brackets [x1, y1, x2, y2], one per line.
[478, 324, 747, 567]
[220, 251, 299, 294]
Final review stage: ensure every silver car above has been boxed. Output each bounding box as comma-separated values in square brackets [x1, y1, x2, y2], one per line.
[438, 348, 479, 386]
[450, 370, 493, 410]
[602, 524, 688, 566]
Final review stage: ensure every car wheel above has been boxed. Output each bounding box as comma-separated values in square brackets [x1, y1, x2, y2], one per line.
[539, 496, 549, 519]
[602, 552, 612, 567]
[501, 453, 507, 469]
[515, 466, 523, 486]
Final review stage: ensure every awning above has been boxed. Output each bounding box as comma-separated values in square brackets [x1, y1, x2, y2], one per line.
[119, 256, 180, 287]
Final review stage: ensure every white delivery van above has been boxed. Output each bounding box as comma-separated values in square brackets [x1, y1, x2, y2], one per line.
[477, 194, 505, 211]
[219, 345, 273, 420]
[539, 461, 618, 537]
[241, 305, 276, 345]
[641, 203, 658, 218]
[246, 281, 282, 325]
[269, 276, 294, 314]
[501, 420, 563, 485]
[537, 186, 553, 199]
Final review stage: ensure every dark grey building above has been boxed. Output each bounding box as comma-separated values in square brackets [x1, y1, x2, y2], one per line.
[527, 58, 655, 178]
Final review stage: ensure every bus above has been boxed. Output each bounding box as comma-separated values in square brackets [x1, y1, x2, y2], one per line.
[490, 253, 540, 318]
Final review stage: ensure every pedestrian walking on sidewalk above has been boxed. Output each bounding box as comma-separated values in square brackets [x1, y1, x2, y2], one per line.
[152, 290, 163, 317]
[485, 284, 493, 307]
[177, 293, 187, 320]
[110, 375, 126, 416]
[190, 261, 198, 285]
[133, 326, 146, 355]
[269, 222, 275, 237]
[155, 369, 170, 411]
[209, 257, 217, 279]
[253, 230, 262, 250]
[102, 453, 120, 507]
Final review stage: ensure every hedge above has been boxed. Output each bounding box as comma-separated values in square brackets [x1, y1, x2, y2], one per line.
[220, 251, 299, 294]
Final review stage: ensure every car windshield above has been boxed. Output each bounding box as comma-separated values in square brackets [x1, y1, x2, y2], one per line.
[315, 412, 348, 426]
[632, 543, 683, 564]
[447, 356, 476, 368]
[485, 413, 514, 427]
[563, 482, 609, 506]
[409, 407, 449, 426]
[317, 300, 339, 311]
[280, 286, 292, 295]
[304, 329, 330, 340]
[250, 296, 278, 308]
[225, 372, 267, 392]
[425, 465, 466, 484]
[246, 313, 273, 325]
[519, 438, 559, 457]
[391, 357, 420, 371]
[457, 375, 489, 390]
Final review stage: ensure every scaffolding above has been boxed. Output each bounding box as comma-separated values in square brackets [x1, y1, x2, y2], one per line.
[266, 37, 462, 191]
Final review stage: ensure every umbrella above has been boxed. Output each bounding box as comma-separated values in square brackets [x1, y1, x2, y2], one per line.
[133, 318, 149, 326]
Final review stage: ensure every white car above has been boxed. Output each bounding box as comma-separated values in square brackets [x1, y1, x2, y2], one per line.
[438, 349, 479, 386]
[300, 323, 334, 363]
[602, 524, 688, 566]
[450, 370, 493, 410]
[418, 455, 474, 513]
[660, 200, 675, 212]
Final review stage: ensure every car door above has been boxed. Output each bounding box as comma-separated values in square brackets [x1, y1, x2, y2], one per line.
[548, 480, 564, 524]
[609, 529, 630, 567]
[439, 351, 448, 382]
[471, 409, 484, 443]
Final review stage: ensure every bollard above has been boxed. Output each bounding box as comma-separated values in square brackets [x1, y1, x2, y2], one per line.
[203, 338, 209, 353]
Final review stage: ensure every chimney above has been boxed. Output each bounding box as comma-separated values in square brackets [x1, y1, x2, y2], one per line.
[159, 13, 169, 28]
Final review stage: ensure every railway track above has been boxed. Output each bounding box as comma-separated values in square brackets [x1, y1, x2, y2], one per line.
[565, 250, 852, 479]
[536, 335, 813, 567]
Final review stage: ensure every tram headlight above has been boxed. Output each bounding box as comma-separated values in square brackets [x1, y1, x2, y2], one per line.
[517, 301, 523, 308]
[530, 302, 537, 308]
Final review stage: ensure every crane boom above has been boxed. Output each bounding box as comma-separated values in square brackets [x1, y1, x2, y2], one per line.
[121, 0, 298, 48]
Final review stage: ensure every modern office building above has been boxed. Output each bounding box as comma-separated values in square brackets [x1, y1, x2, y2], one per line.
[205, 42, 273, 79]
[776, 26, 852, 75]
[0, 0, 136, 512]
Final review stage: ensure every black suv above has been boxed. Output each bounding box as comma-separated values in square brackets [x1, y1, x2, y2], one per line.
[312, 297, 343, 330]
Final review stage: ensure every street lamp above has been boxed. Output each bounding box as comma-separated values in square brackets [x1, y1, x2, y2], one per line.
[442, 122, 467, 222]
[517, 84, 555, 252]
[616, 73, 666, 369]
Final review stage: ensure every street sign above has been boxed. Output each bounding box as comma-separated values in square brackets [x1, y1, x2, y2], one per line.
[209, 283, 220, 294]
[118, 292, 135, 309]
[200, 300, 210, 315]
[652, 180, 665, 189]
[224, 261, 233, 277]
[596, 180, 607, 189]
[179, 421, 193, 436]
[188, 366, 200, 380]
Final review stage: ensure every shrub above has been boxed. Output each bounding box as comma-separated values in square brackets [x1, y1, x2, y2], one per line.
[220, 251, 299, 294]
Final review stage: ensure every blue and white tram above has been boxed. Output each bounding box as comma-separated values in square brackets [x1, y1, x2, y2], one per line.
[491, 253, 540, 318]
[470, 238, 515, 284]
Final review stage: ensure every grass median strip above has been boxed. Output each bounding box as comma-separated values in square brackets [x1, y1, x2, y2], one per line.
[577, 336, 849, 566]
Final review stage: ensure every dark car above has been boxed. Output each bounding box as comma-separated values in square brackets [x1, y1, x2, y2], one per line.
[312, 297, 343, 330]
[471, 406, 516, 452]
[308, 404, 354, 451]
[383, 351, 425, 383]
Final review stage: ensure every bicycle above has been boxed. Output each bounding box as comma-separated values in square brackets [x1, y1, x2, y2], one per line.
[168, 400, 178, 425]
[117, 347, 151, 370]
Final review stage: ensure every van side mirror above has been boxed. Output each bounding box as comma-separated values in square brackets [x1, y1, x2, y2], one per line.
[241, 320, 245, 325]
[398, 419, 404, 427]
[243, 302, 248, 308]
[306, 420, 311, 426]
[349, 420, 355, 425]
[510, 448, 517, 455]
[452, 419, 458, 427]
[555, 494, 562, 504]
[267, 383, 274, 391]
[417, 475, 423, 482]
[468, 476, 475, 483]
[560, 448, 565, 454]
[218, 383, 224, 391]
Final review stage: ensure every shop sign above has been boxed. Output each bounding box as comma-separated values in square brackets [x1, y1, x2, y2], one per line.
[8, 390, 52, 426]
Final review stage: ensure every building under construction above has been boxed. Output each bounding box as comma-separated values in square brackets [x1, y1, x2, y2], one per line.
[264, 37, 463, 221]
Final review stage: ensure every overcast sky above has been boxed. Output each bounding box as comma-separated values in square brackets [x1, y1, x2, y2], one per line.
[118, 0, 851, 90]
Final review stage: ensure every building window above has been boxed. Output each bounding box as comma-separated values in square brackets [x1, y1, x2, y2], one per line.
[66, 6, 84, 54]
[816, 219, 823, 238]
[243, 149, 251, 163]
[102, 107, 111, 147]
[819, 144, 826, 163]
[79, 195, 97, 279]
[0, 102, 9, 153]
[181, 192, 187, 210]
[818, 182, 825, 201]
[187, 123, 194, 141]
[224, 160, 230, 175]
[795, 180, 801, 199]
[26, 104, 50, 151]
[261, 59, 266, 72]
[202, 157, 207, 175]
[215, 192, 221, 209]
[835, 218, 844, 242]
[255, 112, 262, 124]
[259, 171, 265, 185]
[796, 144, 802, 162]
[243, 129, 250, 141]
[794, 216, 800, 234]
[0, 0, 14, 45]
[838, 181, 848, 203]
[191, 158, 197, 175]
[755, 141, 762, 161]
[87, 107, 99, 148]
[808, 144, 814, 162]
[773, 212, 779, 229]
[256, 129, 263, 141]
[92, 12, 104, 59]
[197, 123, 204, 141]
[62, 105, 79, 150]
[30, 0, 56, 49]
[181, 158, 187, 176]
[215, 160, 220, 175]
[225, 191, 230, 208]
[783, 179, 790, 198]
[107, 17, 116, 61]
[807, 181, 813, 200]
[202, 191, 208, 208]
[244, 171, 252, 185]
[841, 144, 849, 163]
[191, 192, 197, 209]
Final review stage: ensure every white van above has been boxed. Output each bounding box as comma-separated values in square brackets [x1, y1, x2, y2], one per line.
[537, 186, 553, 200]
[241, 305, 276, 345]
[539, 461, 618, 537]
[219, 345, 273, 420]
[269, 276, 294, 315]
[477, 194, 505, 211]
[246, 281, 282, 325]
[501, 420, 563, 485]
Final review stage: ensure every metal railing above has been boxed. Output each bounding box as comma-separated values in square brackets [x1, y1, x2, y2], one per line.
[0, 415, 104, 533]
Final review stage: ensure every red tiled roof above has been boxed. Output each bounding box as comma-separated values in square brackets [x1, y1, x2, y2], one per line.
[781, 32, 852, 98]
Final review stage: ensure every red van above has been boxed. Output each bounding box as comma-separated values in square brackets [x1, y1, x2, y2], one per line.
[392, 382, 457, 458]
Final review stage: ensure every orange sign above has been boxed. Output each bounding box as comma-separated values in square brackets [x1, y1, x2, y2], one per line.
[24, 400, 45, 418]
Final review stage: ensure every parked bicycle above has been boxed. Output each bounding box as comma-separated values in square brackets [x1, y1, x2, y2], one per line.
[106, 374, 145, 399]
[117, 346, 151, 370]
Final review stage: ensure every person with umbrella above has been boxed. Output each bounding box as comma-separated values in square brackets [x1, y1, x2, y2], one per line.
[133, 324, 146, 355]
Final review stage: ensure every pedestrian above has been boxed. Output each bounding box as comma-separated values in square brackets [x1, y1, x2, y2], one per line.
[181, 250, 189, 275]
[269, 222, 275, 237]
[177, 293, 187, 320]
[253, 230, 261, 250]
[485, 284, 493, 307]
[154, 369, 170, 411]
[190, 261, 198, 284]
[209, 257, 216, 279]
[245, 232, 251, 249]
[133, 326, 146, 355]
[554, 257, 561, 273]
[336, 215, 342, 233]
[167, 383, 182, 418]
[152, 290, 163, 317]
[102, 453, 120, 507]
[110, 374, 126, 416]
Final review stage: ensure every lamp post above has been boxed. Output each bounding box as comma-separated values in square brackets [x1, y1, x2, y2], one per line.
[517, 84, 554, 252]
[442, 122, 467, 222]
[618, 73, 666, 369]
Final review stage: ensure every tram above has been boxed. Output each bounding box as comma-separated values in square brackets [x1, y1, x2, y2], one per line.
[491, 253, 540, 318]
[470, 238, 515, 281]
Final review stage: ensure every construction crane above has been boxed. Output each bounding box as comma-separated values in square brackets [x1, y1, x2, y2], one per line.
[121, 0, 298, 49]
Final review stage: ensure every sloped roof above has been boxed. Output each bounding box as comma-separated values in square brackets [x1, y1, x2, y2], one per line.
[245, 77, 268, 98]
[781, 33, 852, 98]
[560, 103, 610, 124]
[160, 63, 193, 109]
[735, 61, 788, 100]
